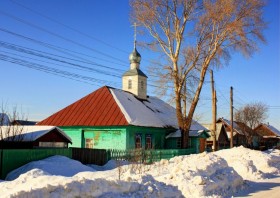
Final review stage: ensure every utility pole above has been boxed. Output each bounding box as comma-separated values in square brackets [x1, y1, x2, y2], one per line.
[230, 86, 233, 148]
[210, 70, 217, 151]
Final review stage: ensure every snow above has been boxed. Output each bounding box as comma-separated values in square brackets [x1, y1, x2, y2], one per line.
[166, 120, 209, 138]
[219, 118, 244, 135]
[110, 88, 178, 128]
[1, 147, 280, 197]
[6, 155, 95, 180]
[0, 125, 72, 142]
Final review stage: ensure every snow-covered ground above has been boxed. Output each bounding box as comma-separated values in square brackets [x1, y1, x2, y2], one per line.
[0, 146, 279, 198]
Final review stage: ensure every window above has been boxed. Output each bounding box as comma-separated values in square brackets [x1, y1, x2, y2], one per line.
[145, 134, 152, 149]
[135, 134, 142, 149]
[176, 138, 181, 148]
[39, 142, 67, 148]
[85, 138, 94, 148]
[141, 81, 144, 90]
[128, 79, 132, 89]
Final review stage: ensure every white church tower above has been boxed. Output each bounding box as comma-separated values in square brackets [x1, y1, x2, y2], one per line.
[122, 26, 147, 100]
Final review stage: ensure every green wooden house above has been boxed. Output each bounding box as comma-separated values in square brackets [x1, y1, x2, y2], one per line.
[165, 121, 210, 153]
[38, 44, 208, 152]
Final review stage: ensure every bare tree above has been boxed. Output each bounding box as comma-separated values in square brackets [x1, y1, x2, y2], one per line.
[235, 102, 268, 129]
[0, 103, 26, 143]
[130, 0, 266, 148]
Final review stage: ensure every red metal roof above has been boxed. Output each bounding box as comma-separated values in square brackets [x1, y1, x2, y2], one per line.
[37, 86, 129, 126]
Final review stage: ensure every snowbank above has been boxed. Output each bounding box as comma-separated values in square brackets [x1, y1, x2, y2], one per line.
[6, 155, 95, 181]
[0, 147, 279, 198]
[215, 146, 280, 180]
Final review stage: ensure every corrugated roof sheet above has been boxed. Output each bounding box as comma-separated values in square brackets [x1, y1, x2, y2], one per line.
[38, 86, 205, 129]
[37, 86, 129, 126]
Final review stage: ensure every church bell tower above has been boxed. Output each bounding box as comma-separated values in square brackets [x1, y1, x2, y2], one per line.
[122, 24, 147, 100]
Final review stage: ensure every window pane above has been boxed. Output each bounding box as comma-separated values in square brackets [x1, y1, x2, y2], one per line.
[135, 134, 142, 149]
[145, 134, 152, 149]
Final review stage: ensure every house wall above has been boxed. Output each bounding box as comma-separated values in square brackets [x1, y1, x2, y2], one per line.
[165, 138, 198, 152]
[60, 128, 83, 148]
[126, 126, 168, 149]
[60, 126, 127, 150]
[60, 126, 170, 150]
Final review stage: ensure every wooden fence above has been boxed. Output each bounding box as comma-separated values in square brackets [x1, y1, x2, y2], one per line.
[72, 148, 107, 166]
[0, 148, 72, 180]
[107, 148, 196, 163]
[0, 147, 196, 180]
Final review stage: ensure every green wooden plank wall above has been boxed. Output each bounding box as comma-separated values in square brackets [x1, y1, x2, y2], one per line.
[0, 148, 72, 180]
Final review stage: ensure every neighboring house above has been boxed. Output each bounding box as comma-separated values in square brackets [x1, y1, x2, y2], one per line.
[0, 126, 72, 149]
[254, 123, 280, 149]
[11, 120, 37, 126]
[0, 113, 10, 126]
[235, 121, 260, 148]
[203, 123, 229, 151]
[165, 120, 210, 153]
[217, 118, 246, 146]
[37, 43, 206, 152]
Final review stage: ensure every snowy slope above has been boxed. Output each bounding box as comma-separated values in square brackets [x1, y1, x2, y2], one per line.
[1, 147, 280, 198]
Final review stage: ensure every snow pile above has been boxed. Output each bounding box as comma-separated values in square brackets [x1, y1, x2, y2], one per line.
[6, 155, 95, 180]
[146, 152, 243, 197]
[0, 147, 279, 197]
[215, 146, 280, 180]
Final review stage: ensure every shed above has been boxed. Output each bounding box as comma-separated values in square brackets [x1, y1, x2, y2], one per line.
[0, 126, 72, 149]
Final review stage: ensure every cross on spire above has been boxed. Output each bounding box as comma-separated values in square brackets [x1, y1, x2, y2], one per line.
[132, 22, 138, 49]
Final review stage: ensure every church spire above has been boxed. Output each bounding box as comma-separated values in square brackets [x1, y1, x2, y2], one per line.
[129, 23, 141, 69]
[122, 23, 147, 100]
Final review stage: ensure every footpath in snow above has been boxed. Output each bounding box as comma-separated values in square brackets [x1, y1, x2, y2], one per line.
[0, 146, 279, 198]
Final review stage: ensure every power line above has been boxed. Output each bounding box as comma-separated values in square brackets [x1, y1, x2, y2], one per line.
[0, 27, 128, 68]
[0, 40, 123, 77]
[0, 53, 116, 86]
[0, 10, 127, 64]
[9, 0, 130, 54]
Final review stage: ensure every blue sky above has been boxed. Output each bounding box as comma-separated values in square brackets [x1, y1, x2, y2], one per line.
[1, 0, 279, 129]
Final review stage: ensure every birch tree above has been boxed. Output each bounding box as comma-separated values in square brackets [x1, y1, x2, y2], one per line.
[130, 0, 266, 148]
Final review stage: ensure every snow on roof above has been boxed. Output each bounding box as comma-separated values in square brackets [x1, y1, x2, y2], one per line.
[219, 118, 244, 135]
[0, 113, 10, 126]
[165, 120, 209, 138]
[226, 131, 238, 140]
[0, 126, 72, 142]
[265, 124, 280, 136]
[203, 123, 224, 141]
[110, 88, 178, 128]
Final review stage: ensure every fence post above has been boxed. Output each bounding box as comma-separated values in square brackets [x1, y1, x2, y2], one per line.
[0, 149, 2, 179]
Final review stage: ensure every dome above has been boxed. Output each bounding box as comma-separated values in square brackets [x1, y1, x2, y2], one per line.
[129, 47, 141, 64]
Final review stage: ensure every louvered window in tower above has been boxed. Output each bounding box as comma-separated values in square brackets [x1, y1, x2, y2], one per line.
[128, 79, 132, 89]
